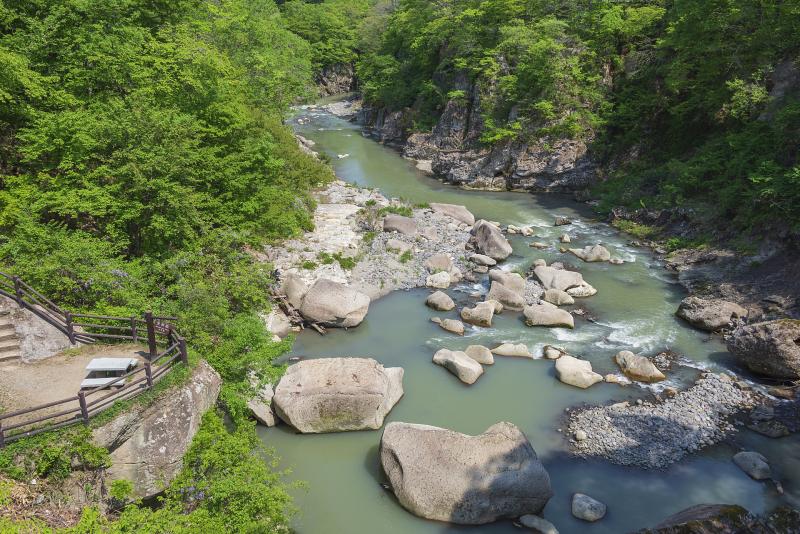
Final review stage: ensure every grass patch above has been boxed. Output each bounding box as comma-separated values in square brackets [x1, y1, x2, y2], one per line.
[317, 251, 357, 270]
[399, 251, 413, 264]
[378, 205, 413, 217]
[664, 236, 706, 252]
[301, 260, 317, 270]
[612, 220, 658, 239]
[362, 231, 376, 245]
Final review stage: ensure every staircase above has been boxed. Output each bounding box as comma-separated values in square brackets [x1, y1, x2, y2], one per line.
[0, 311, 21, 363]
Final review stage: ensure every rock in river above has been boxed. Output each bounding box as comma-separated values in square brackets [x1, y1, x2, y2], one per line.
[471, 220, 512, 261]
[555, 355, 603, 389]
[433, 349, 484, 384]
[543, 288, 574, 306]
[533, 265, 596, 297]
[614, 350, 665, 383]
[430, 202, 475, 225]
[491, 343, 533, 358]
[732, 451, 771, 480]
[426, 271, 451, 289]
[572, 493, 607, 522]
[520, 515, 559, 534]
[727, 319, 800, 379]
[524, 301, 575, 329]
[432, 317, 465, 335]
[380, 422, 553, 524]
[469, 253, 496, 267]
[426, 290, 455, 311]
[488, 269, 526, 293]
[676, 296, 747, 331]
[299, 278, 370, 328]
[461, 302, 495, 327]
[569, 244, 611, 263]
[272, 358, 403, 433]
[383, 213, 417, 236]
[487, 281, 526, 311]
[465, 345, 494, 365]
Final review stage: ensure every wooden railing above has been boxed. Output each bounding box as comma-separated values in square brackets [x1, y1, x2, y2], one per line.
[0, 272, 188, 447]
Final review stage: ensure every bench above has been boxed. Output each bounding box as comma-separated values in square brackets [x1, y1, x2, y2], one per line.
[80, 358, 139, 389]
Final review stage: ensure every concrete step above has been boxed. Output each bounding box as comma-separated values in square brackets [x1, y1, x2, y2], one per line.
[0, 340, 19, 353]
[0, 322, 15, 331]
[0, 351, 19, 363]
[0, 332, 17, 343]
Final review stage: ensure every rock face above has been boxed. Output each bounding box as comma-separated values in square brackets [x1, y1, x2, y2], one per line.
[572, 493, 607, 522]
[676, 296, 747, 331]
[555, 356, 603, 388]
[0, 296, 73, 362]
[426, 291, 455, 311]
[614, 351, 665, 383]
[383, 214, 417, 236]
[533, 266, 596, 297]
[465, 345, 494, 365]
[471, 220, 512, 260]
[524, 301, 575, 329]
[430, 203, 475, 225]
[433, 349, 484, 384]
[638, 504, 779, 534]
[380, 422, 553, 525]
[727, 320, 800, 379]
[491, 343, 532, 358]
[487, 281, 525, 311]
[298, 279, 370, 328]
[461, 302, 495, 327]
[569, 244, 611, 263]
[316, 63, 355, 96]
[272, 358, 403, 433]
[733, 451, 771, 480]
[93, 360, 221, 498]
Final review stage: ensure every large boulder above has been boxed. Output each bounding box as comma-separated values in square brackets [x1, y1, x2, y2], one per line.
[461, 302, 495, 327]
[469, 254, 497, 267]
[471, 220, 512, 261]
[491, 343, 532, 358]
[424, 254, 454, 273]
[727, 320, 800, 379]
[426, 291, 455, 311]
[272, 358, 403, 433]
[524, 301, 575, 329]
[380, 422, 553, 524]
[383, 214, 417, 236]
[614, 350, 665, 383]
[572, 493, 607, 522]
[555, 356, 603, 388]
[430, 202, 475, 225]
[426, 271, 451, 289]
[676, 296, 748, 331]
[263, 308, 291, 339]
[299, 279, 370, 327]
[280, 272, 308, 309]
[732, 451, 771, 480]
[569, 244, 611, 263]
[432, 317, 465, 335]
[433, 349, 484, 384]
[533, 266, 596, 297]
[543, 288, 574, 306]
[465, 345, 494, 365]
[487, 281, 525, 311]
[488, 270, 526, 294]
[93, 360, 221, 498]
[248, 383, 277, 427]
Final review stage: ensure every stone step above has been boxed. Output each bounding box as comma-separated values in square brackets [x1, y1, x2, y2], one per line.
[0, 332, 17, 343]
[0, 340, 19, 353]
[0, 351, 19, 363]
[0, 322, 15, 331]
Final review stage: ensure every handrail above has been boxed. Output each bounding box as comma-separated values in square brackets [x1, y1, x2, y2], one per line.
[0, 274, 190, 447]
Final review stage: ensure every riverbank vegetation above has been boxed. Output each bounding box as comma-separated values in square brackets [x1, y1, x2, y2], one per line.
[355, 0, 800, 234]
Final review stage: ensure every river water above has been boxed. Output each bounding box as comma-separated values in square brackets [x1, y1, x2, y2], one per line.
[259, 104, 799, 533]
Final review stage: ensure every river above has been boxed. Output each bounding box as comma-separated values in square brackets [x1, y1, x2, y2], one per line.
[258, 103, 800, 533]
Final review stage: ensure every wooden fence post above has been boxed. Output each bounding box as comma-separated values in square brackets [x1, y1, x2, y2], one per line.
[131, 316, 138, 343]
[64, 311, 76, 345]
[77, 392, 89, 425]
[178, 337, 188, 365]
[144, 361, 153, 388]
[12, 276, 23, 307]
[144, 311, 157, 360]
[0, 422, 5, 448]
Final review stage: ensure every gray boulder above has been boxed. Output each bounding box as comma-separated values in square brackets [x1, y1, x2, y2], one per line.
[614, 350, 665, 383]
[543, 289, 574, 306]
[461, 302, 495, 327]
[426, 291, 455, 311]
[465, 345, 494, 365]
[569, 244, 611, 263]
[273, 358, 403, 433]
[469, 253, 497, 267]
[555, 356, 603, 388]
[432, 317, 465, 335]
[533, 266, 596, 297]
[471, 220, 512, 260]
[386, 238, 412, 254]
[426, 271, 451, 289]
[487, 281, 526, 311]
[727, 320, 800, 379]
[299, 279, 370, 327]
[543, 345, 567, 360]
[433, 349, 484, 384]
[677, 296, 748, 331]
[281, 272, 308, 308]
[488, 270, 526, 294]
[491, 343, 532, 358]
[732, 451, 771, 480]
[424, 253, 453, 273]
[380, 422, 553, 524]
[93, 360, 221, 498]
[248, 383, 277, 427]
[571, 493, 606, 522]
[383, 214, 417, 236]
[524, 301, 575, 329]
[430, 202, 475, 225]
[520, 515, 559, 534]
[264, 308, 291, 339]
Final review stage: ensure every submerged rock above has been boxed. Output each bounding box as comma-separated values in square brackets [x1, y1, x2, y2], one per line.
[676, 296, 747, 331]
[519, 515, 559, 534]
[571, 493, 607, 522]
[380, 422, 553, 524]
[733, 451, 771, 480]
[433, 349, 484, 384]
[614, 351, 665, 383]
[471, 220, 512, 260]
[726, 319, 800, 379]
[273, 358, 403, 433]
[299, 278, 370, 327]
[426, 290, 455, 311]
[523, 301, 575, 329]
[555, 356, 603, 389]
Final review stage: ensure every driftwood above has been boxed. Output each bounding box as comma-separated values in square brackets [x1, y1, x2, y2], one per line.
[270, 291, 326, 335]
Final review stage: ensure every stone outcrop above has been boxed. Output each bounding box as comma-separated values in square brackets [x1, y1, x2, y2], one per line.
[555, 356, 603, 388]
[726, 319, 800, 379]
[93, 361, 221, 498]
[523, 301, 575, 329]
[0, 296, 72, 362]
[614, 350, 665, 383]
[316, 63, 356, 96]
[272, 358, 403, 433]
[298, 278, 370, 328]
[248, 383, 277, 427]
[380, 421, 553, 524]
[470, 220, 512, 260]
[676, 296, 748, 331]
[433, 349, 484, 384]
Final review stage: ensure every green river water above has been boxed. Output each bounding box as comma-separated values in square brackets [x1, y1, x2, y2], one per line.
[259, 104, 800, 533]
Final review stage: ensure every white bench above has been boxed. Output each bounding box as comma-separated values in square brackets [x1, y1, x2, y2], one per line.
[80, 358, 139, 389]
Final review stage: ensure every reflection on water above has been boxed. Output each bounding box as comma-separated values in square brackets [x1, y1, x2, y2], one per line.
[258, 106, 795, 533]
